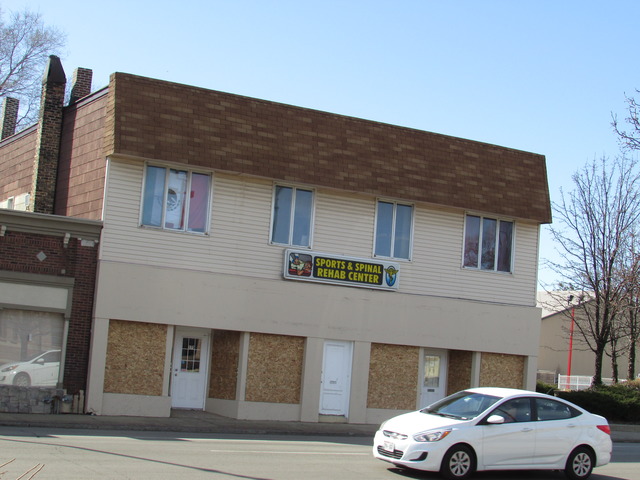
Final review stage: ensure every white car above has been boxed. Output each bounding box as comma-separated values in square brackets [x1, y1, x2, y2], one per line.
[373, 387, 612, 480]
[0, 350, 61, 387]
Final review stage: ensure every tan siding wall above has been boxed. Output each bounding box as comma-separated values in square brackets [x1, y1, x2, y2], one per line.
[102, 159, 540, 306]
[447, 350, 473, 394]
[104, 319, 166, 395]
[209, 330, 240, 400]
[245, 333, 304, 404]
[367, 343, 419, 410]
[480, 352, 525, 389]
[312, 192, 375, 257]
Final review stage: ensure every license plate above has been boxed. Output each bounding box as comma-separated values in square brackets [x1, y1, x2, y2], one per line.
[383, 441, 395, 452]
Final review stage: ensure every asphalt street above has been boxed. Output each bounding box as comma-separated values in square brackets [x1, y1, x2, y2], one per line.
[1, 427, 639, 480]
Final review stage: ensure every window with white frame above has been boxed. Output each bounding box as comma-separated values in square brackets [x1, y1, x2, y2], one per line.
[141, 165, 211, 233]
[463, 214, 514, 272]
[270, 185, 314, 247]
[374, 200, 413, 260]
[0, 309, 64, 387]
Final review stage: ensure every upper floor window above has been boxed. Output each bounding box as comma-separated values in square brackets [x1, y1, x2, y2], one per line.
[141, 165, 211, 233]
[271, 185, 314, 247]
[463, 214, 513, 272]
[374, 200, 413, 260]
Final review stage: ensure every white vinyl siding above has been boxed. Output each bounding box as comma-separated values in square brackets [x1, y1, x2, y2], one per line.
[101, 158, 539, 306]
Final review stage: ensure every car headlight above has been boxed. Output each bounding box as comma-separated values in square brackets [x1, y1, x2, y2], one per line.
[413, 429, 452, 442]
[1, 365, 18, 373]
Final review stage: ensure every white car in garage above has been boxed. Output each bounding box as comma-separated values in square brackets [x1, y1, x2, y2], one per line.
[373, 387, 612, 479]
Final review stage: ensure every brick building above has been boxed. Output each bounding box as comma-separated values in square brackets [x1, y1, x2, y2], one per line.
[0, 210, 100, 412]
[0, 56, 550, 421]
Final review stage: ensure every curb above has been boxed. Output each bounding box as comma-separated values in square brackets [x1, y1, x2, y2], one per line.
[0, 413, 637, 442]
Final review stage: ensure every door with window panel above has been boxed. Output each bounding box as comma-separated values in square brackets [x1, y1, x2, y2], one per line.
[420, 348, 448, 408]
[171, 328, 210, 409]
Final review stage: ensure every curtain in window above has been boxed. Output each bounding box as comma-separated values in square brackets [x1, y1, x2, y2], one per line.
[464, 215, 514, 272]
[187, 173, 210, 233]
[164, 170, 187, 229]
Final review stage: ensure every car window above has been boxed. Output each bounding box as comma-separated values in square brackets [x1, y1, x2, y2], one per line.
[42, 351, 61, 363]
[491, 397, 532, 423]
[535, 398, 580, 421]
[422, 391, 501, 420]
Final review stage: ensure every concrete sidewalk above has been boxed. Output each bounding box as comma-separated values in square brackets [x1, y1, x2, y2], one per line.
[0, 410, 378, 437]
[0, 410, 638, 442]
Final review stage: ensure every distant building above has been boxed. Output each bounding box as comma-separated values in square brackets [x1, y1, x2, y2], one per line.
[0, 56, 551, 422]
[537, 291, 640, 386]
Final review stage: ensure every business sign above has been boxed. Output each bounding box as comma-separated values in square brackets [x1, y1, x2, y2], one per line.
[284, 249, 400, 291]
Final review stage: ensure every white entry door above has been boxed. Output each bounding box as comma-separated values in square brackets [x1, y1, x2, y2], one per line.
[171, 327, 210, 409]
[319, 340, 353, 417]
[420, 348, 448, 408]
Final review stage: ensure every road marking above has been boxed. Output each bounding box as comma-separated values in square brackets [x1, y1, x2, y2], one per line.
[210, 449, 368, 455]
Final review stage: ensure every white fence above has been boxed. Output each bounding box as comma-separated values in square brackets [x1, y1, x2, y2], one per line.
[557, 375, 614, 391]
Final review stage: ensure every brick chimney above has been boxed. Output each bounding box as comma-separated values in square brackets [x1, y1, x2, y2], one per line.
[69, 67, 93, 103]
[31, 55, 66, 214]
[1, 97, 19, 140]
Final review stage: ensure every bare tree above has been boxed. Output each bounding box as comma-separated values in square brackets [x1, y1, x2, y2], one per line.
[0, 7, 66, 128]
[610, 91, 640, 380]
[612, 90, 640, 151]
[618, 234, 640, 380]
[549, 156, 640, 385]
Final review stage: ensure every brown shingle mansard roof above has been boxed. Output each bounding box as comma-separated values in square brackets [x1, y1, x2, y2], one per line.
[103, 73, 551, 224]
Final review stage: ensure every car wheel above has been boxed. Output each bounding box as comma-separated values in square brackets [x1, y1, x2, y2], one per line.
[14, 372, 31, 387]
[565, 446, 594, 480]
[441, 445, 476, 480]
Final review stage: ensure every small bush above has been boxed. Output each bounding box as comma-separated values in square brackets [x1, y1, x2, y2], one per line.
[623, 379, 640, 391]
[556, 383, 640, 423]
[536, 381, 557, 395]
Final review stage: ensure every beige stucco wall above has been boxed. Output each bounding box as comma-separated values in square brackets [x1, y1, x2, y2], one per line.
[94, 261, 541, 358]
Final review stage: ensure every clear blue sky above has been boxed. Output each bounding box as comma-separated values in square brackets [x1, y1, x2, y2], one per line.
[4, 0, 640, 288]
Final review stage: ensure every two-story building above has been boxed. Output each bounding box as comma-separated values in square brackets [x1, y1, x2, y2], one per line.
[0, 56, 551, 423]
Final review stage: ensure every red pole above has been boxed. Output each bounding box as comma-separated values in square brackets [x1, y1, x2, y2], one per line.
[567, 306, 575, 378]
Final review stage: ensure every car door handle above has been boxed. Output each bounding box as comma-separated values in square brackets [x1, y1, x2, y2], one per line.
[567, 424, 576, 428]
[521, 427, 534, 432]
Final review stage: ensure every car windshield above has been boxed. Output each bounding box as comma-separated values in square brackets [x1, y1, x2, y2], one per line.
[421, 391, 501, 420]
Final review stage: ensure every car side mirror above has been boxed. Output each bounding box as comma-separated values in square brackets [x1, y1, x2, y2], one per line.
[35, 358, 45, 365]
[487, 415, 505, 424]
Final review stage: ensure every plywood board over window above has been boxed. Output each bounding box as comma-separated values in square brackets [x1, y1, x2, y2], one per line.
[447, 350, 473, 395]
[245, 333, 304, 404]
[209, 330, 240, 400]
[480, 352, 525, 389]
[367, 343, 419, 410]
[104, 320, 166, 396]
